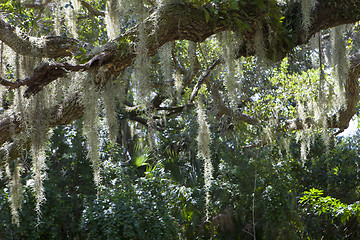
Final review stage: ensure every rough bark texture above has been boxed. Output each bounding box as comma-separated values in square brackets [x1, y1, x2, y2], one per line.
[0, 18, 80, 58]
[1, 0, 360, 166]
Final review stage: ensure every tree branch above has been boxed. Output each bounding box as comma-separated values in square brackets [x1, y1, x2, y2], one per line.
[0, 62, 86, 97]
[80, 0, 105, 17]
[22, 0, 53, 10]
[190, 59, 222, 102]
[0, 18, 81, 58]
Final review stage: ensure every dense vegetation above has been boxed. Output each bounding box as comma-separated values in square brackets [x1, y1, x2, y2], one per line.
[1, 0, 360, 239]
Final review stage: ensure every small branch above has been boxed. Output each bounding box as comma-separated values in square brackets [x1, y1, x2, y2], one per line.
[190, 58, 221, 102]
[128, 116, 148, 126]
[80, 0, 105, 17]
[166, 105, 194, 118]
[22, 0, 52, 10]
[241, 141, 268, 149]
[188, 57, 259, 126]
[207, 80, 259, 125]
[0, 77, 21, 89]
[156, 106, 185, 111]
[0, 62, 87, 97]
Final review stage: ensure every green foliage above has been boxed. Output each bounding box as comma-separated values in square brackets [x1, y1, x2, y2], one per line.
[188, 0, 284, 35]
[0, 122, 96, 239]
[300, 188, 360, 225]
[82, 164, 181, 240]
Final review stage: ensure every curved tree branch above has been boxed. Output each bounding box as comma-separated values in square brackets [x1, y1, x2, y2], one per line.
[0, 18, 81, 58]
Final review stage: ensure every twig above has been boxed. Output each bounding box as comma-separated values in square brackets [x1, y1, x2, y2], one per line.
[22, 0, 52, 10]
[0, 77, 21, 89]
[80, 0, 105, 17]
[241, 141, 268, 149]
[190, 58, 221, 102]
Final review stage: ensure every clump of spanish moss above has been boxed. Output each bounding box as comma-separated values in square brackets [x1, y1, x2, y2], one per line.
[81, 72, 101, 187]
[188, 40, 197, 74]
[309, 33, 320, 67]
[146, 105, 156, 149]
[218, 32, 243, 108]
[51, 0, 80, 37]
[0, 41, 4, 78]
[105, 0, 121, 40]
[196, 97, 213, 221]
[5, 154, 22, 225]
[174, 71, 183, 104]
[28, 90, 51, 220]
[295, 102, 313, 163]
[20, 55, 37, 79]
[253, 23, 268, 65]
[301, 0, 317, 33]
[31, 147, 47, 220]
[331, 25, 349, 104]
[64, 0, 78, 38]
[263, 108, 280, 144]
[53, 2, 62, 35]
[159, 42, 173, 97]
[102, 78, 120, 143]
[118, 0, 138, 14]
[66, 68, 84, 100]
[132, 6, 151, 103]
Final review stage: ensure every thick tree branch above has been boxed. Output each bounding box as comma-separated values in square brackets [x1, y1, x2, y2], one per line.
[0, 18, 81, 58]
[0, 94, 84, 148]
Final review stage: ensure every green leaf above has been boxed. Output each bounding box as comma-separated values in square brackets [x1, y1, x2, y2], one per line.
[203, 8, 210, 24]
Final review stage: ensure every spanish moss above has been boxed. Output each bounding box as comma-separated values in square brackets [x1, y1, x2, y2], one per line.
[196, 97, 213, 221]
